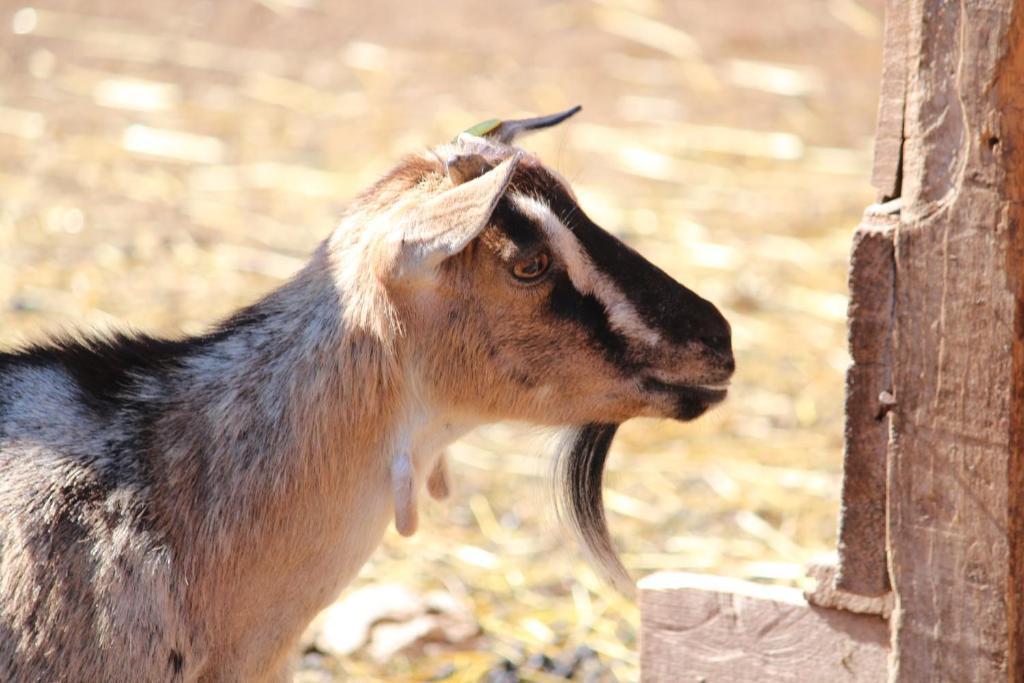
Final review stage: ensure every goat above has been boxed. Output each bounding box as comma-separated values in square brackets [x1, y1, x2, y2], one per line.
[0, 107, 734, 682]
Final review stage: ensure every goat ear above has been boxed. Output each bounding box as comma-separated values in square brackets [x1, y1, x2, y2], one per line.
[388, 153, 521, 281]
[445, 153, 495, 185]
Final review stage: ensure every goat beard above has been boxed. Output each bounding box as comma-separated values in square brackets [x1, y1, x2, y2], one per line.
[553, 423, 634, 597]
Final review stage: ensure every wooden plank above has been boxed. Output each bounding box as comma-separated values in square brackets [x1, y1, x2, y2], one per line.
[888, 1, 1022, 679]
[870, 0, 909, 201]
[639, 572, 889, 682]
[835, 203, 897, 597]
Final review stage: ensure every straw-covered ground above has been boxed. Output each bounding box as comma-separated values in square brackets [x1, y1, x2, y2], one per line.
[0, 1, 882, 680]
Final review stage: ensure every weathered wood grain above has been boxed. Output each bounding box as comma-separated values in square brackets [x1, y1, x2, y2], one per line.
[888, 1, 1023, 679]
[871, 0, 908, 201]
[639, 572, 889, 682]
[806, 563, 893, 620]
[998, 3, 1024, 679]
[836, 203, 897, 597]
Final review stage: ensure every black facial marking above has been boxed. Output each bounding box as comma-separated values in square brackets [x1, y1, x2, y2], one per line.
[489, 196, 546, 252]
[547, 274, 634, 367]
[486, 186, 642, 369]
[509, 166, 732, 353]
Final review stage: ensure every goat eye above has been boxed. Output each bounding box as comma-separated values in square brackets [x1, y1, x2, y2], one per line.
[512, 252, 550, 281]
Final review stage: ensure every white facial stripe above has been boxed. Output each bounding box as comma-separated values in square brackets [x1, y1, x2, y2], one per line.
[512, 194, 663, 347]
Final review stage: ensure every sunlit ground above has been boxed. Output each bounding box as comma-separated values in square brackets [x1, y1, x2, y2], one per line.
[0, 1, 882, 680]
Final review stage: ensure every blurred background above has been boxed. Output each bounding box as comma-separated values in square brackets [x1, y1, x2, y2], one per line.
[0, 1, 882, 680]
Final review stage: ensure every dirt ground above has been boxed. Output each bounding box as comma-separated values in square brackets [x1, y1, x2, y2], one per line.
[0, 1, 883, 680]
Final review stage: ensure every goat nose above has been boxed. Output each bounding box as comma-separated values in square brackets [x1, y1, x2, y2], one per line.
[721, 352, 736, 374]
[699, 329, 735, 374]
[701, 334, 731, 354]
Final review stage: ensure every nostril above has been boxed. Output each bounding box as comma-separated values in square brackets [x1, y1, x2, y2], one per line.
[699, 333, 735, 374]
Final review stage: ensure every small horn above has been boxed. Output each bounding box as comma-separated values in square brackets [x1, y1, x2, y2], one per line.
[454, 105, 582, 145]
[490, 105, 582, 144]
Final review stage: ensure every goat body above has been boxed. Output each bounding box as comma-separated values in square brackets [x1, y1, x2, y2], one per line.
[0, 253, 429, 681]
[0, 114, 734, 681]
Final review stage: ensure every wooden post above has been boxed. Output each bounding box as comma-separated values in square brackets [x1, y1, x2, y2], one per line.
[640, 1, 1024, 679]
[1005, 9, 1024, 680]
[833, 0, 907, 599]
[835, 203, 895, 598]
[888, 1, 1024, 679]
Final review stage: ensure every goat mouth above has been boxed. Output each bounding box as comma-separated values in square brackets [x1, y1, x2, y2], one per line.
[642, 377, 729, 419]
